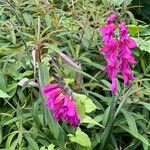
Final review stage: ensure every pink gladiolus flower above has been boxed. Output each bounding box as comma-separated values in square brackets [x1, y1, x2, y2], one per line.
[100, 24, 116, 43]
[119, 22, 137, 86]
[99, 15, 137, 94]
[42, 83, 61, 96]
[99, 14, 119, 93]
[52, 95, 66, 120]
[42, 83, 80, 127]
[62, 96, 80, 127]
[100, 14, 117, 43]
[106, 14, 117, 25]
[111, 78, 117, 94]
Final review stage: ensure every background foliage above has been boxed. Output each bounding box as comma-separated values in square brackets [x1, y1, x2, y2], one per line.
[0, 0, 150, 150]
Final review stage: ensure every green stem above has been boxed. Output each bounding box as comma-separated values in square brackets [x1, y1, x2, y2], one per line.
[99, 88, 123, 150]
[99, 96, 115, 150]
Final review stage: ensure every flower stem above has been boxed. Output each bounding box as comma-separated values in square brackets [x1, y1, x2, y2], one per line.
[99, 96, 115, 150]
[99, 89, 122, 150]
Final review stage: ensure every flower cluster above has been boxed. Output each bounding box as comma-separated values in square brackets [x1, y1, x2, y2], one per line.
[99, 14, 137, 94]
[119, 22, 137, 86]
[42, 83, 80, 127]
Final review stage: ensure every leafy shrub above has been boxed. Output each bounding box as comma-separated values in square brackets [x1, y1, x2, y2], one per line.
[0, 0, 150, 150]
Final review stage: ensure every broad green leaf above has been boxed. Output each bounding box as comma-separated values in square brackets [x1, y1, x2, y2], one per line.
[68, 128, 91, 147]
[74, 93, 97, 113]
[76, 97, 86, 119]
[134, 38, 150, 53]
[40, 146, 46, 150]
[140, 40, 150, 53]
[128, 25, 141, 36]
[25, 135, 39, 150]
[0, 89, 10, 98]
[48, 144, 55, 150]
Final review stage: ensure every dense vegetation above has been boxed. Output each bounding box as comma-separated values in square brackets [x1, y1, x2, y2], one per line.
[0, 0, 150, 150]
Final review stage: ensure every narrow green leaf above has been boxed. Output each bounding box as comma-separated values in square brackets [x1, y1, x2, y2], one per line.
[10, 139, 18, 150]
[0, 126, 2, 144]
[25, 135, 39, 150]
[121, 109, 149, 145]
[6, 131, 18, 148]
[45, 13, 51, 28]
[0, 70, 6, 91]
[38, 63, 49, 87]
[23, 13, 32, 26]
[45, 109, 59, 139]
[3, 117, 17, 126]
[138, 101, 150, 111]
[17, 132, 22, 145]
[122, 109, 138, 134]
[82, 116, 104, 128]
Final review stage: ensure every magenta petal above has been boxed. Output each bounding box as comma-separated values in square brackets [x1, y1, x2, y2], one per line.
[67, 100, 76, 117]
[42, 83, 80, 127]
[126, 38, 137, 48]
[54, 95, 65, 104]
[47, 97, 54, 109]
[119, 21, 136, 87]
[42, 84, 59, 95]
[53, 96, 65, 119]
[111, 78, 117, 94]
[119, 22, 128, 40]
[106, 14, 117, 25]
[62, 96, 80, 127]
[45, 88, 62, 98]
